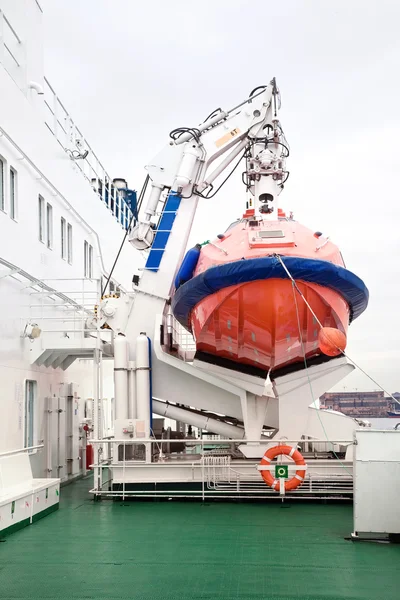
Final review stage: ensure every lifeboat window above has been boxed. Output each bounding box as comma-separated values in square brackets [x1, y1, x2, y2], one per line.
[259, 230, 285, 238]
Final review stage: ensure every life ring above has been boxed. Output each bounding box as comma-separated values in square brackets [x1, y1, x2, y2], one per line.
[259, 445, 307, 491]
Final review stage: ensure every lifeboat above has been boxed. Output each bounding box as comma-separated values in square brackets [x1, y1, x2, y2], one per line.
[171, 209, 368, 378]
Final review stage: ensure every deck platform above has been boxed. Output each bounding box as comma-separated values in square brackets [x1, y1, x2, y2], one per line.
[1, 476, 399, 600]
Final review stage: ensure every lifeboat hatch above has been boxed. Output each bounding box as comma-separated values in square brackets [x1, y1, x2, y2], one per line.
[259, 229, 285, 238]
[248, 228, 295, 249]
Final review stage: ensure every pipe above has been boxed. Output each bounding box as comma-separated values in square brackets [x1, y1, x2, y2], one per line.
[144, 184, 163, 220]
[46, 396, 52, 476]
[152, 400, 245, 439]
[197, 138, 248, 192]
[29, 81, 44, 95]
[128, 361, 137, 419]
[174, 111, 227, 145]
[114, 334, 129, 420]
[147, 337, 153, 432]
[136, 333, 151, 437]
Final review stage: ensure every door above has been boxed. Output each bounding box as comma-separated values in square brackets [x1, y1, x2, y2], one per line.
[24, 380, 36, 450]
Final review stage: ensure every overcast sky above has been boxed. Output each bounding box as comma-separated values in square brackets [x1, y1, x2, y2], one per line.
[41, 0, 400, 393]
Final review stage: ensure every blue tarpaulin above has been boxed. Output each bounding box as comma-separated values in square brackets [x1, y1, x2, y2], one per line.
[171, 255, 369, 329]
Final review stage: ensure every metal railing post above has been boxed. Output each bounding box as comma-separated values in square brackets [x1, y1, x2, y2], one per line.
[201, 444, 205, 502]
[122, 442, 126, 502]
[53, 92, 58, 139]
[93, 344, 102, 496]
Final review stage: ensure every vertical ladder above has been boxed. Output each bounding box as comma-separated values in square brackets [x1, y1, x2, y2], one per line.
[144, 192, 182, 272]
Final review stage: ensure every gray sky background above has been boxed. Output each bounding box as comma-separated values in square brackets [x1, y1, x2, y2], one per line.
[41, 0, 400, 393]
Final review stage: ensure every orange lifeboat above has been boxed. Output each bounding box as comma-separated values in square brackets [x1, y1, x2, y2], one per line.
[172, 215, 368, 378]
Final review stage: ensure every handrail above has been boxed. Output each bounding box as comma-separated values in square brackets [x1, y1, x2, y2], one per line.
[42, 76, 133, 231]
[0, 444, 43, 458]
[90, 463, 353, 470]
[2, 12, 22, 44]
[0, 257, 99, 315]
[90, 438, 354, 445]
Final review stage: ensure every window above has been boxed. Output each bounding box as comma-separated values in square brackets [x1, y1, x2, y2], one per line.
[83, 240, 89, 277]
[10, 166, 16, 220]
[46, 203, 53, 248]
[67, 223, 73, 264]
[84, 240, 93, 278]
[89, 244, 93, 278]
[38, 195, 45, 242]
[0, 157, 4, 211]
[24, 380, 36, 450]
[61, 217, 66, 259]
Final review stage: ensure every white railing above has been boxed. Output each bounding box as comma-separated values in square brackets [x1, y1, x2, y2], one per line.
[89, 438, 354, 501]
[0, 11, 133, 229]
[0, 445, 43, 458]
[0, 9, 25, 85]
[42, 77, 134, 231]
[27, 277, 104, 343]
[171, 317, 196, 361]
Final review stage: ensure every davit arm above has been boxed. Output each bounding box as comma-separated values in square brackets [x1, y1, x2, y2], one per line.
[129, 79, 289, 251]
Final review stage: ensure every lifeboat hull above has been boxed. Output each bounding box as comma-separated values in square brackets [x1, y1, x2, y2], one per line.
[191, 278, 349, 372]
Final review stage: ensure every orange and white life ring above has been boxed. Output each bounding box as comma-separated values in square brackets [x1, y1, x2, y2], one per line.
[259, 445, 307, 491]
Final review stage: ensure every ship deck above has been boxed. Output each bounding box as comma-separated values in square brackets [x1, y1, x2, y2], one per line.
[1, 476, 399, 600]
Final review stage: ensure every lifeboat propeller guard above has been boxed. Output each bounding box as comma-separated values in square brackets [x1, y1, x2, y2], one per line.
[258, 445, 307, 492]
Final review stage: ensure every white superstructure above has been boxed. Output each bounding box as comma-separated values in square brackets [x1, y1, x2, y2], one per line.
[0, 0, 141, 483]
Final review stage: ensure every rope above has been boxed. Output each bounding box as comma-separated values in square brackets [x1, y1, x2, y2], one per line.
[276, 254, 323, 327]
[339, 352, 400, 408]
[275, 254, 400, 408]
[291, 281, 352, 475]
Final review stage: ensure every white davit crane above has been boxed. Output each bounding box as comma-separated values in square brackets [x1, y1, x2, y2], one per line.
[96, 80, 356, 476]
[129, 79, 289, 252]
[97, 80, 294, 458]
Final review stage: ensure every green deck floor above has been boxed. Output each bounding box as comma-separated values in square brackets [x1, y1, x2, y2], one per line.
[1, 476, 399, 600]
